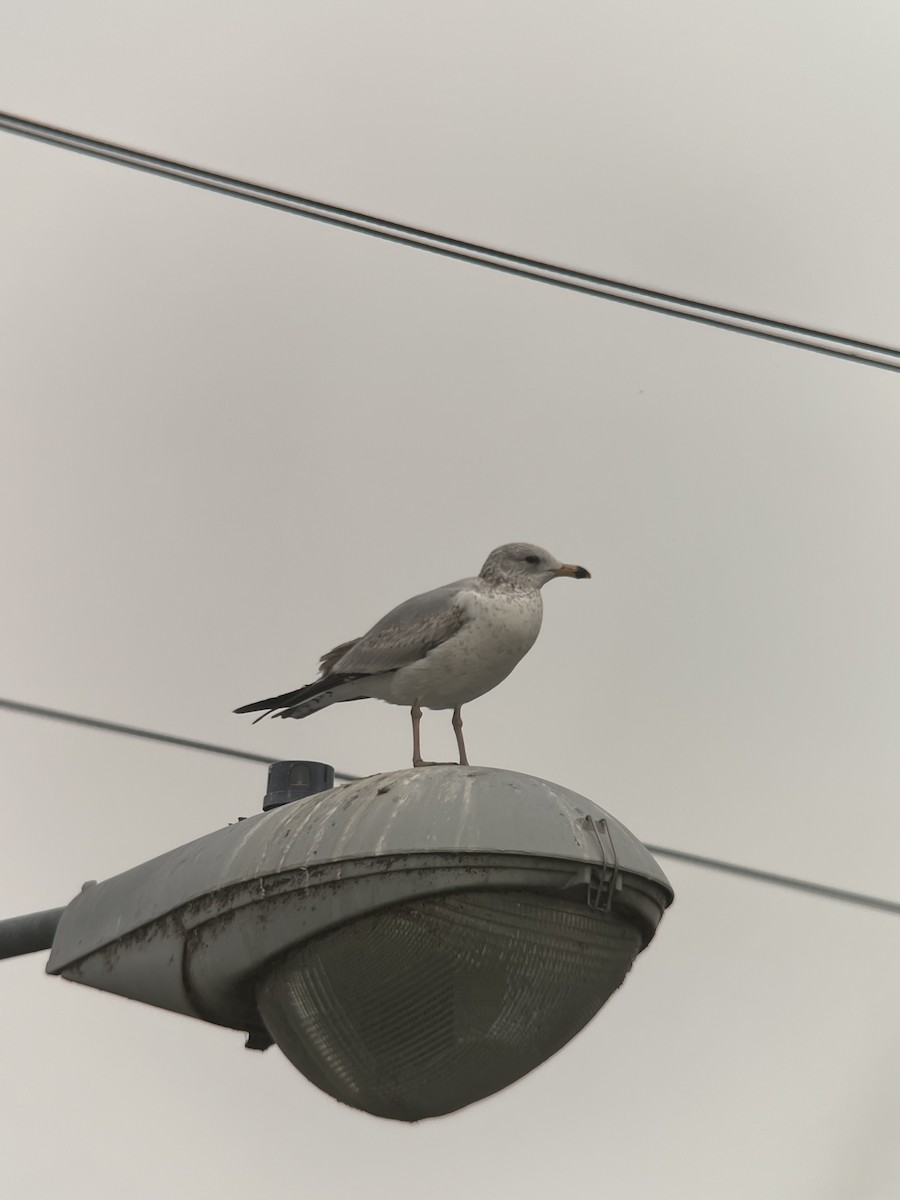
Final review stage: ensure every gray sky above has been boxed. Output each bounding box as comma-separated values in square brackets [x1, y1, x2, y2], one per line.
[2, 3, 899, 1197]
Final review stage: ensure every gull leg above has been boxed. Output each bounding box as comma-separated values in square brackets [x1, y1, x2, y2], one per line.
[452, 706, 469, 766]
[411, 703, 426, 768]
[411, 702, 456, 767]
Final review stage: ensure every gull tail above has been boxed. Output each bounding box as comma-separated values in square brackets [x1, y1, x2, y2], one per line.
[234, 674, 366, 723]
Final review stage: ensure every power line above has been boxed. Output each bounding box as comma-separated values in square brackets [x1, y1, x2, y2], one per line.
[642, 845, 900, 916]
[0, 697, 357, 780]
[2, 110, 899, 375]
[2, 696, 898, 916]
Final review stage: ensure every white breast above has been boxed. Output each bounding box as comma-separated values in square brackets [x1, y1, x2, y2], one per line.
[371, 585, 544, 710]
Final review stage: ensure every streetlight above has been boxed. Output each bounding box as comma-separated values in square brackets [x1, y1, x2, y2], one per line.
[15, 763, 673, 1120]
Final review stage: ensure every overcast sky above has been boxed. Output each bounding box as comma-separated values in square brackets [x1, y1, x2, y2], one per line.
[2, 3, 899, 1198]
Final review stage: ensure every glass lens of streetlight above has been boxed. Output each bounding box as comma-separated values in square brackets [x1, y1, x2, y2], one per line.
[256, 889, 643, 1120]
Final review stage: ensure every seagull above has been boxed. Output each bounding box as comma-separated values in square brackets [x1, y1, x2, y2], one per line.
[234, 542, 590, 767]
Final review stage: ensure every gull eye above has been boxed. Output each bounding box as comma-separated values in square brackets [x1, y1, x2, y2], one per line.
[524, 554, 540, 565]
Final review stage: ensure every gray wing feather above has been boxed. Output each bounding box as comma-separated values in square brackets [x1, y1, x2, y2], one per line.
[327, 577, 476, 675]
[318, 638, 361, 676]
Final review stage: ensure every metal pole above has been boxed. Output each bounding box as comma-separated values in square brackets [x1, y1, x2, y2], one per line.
[0, 907, 66, 960]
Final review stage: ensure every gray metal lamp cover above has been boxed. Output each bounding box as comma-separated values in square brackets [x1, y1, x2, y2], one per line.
[48, 766, 673, 1119]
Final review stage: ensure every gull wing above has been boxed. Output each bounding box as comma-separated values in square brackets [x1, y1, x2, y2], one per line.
[326, 577, 476, 676]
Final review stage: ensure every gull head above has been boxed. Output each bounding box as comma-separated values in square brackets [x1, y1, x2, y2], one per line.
[479, 543, 591, 588]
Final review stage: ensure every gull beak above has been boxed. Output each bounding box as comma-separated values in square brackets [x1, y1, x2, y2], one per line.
[554, 563, 591, 580]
